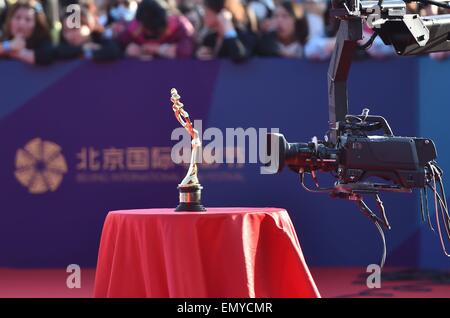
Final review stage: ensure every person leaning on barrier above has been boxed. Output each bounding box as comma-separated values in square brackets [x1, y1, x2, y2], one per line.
[196, 0, 258, 62]
[117, 0, 195, 59]
[0, 0, 54, 65]
[54, 6, 122, 62]
[98, 0, 138, 39]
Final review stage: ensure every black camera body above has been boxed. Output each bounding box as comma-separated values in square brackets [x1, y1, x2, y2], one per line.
[338, 135, 436, 188]
[266, 114, 437, 194]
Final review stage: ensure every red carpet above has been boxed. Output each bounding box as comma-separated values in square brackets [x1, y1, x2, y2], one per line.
[0, 268, 95, 298]
[311, 267, 450, 298]
[0, 267, 449, 298]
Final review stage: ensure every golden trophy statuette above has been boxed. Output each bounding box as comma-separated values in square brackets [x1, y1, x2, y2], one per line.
[171, 88, 206, 212]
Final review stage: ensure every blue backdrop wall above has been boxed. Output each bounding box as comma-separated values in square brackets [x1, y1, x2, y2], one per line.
[0, 57, 447, 269]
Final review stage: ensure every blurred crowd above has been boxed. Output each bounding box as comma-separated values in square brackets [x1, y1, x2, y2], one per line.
[0, 0, 449, 65]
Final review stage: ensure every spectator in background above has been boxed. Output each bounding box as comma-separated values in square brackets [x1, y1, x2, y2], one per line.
[0, 0, 54, 65]
[60, 0, 99, 16]
[60, 1, 101, 30]
[256, 0, 308, 58]
[246, 0, 274, 33]
[360, 22, 395, 59]
[302, 0, 325, 39]
[98, 0, 138, 38]
[323, 0, 338, 38]
[54, 6, 122, 61]
[0, 0, 7, 38]
[196, 0, 257, 61]
[176, 0, 204, 36]
[118, 0, 195, 59]
[302, 0, 334, 60]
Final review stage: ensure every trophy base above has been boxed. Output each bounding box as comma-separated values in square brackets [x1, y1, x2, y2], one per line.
[175, 202, 206, 212]
[175, 185, 206, 212]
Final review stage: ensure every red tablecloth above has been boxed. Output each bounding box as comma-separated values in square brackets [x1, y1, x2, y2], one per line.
[94, 207, 320, 298]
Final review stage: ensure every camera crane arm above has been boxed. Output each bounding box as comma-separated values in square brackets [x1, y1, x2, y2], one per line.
[264, 0, 450, 267]
[328, 0, 450, 144]
[326, 0, 450, 266]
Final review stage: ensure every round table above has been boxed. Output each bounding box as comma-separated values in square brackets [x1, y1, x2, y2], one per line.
[93, 207, 320, 298]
